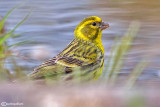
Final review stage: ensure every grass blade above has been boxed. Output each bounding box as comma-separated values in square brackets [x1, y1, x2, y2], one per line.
[110, 21, 140, 84]
[0, 2, 25, 32]
[7, 40, 33, 48]
[0, 10, 31, 45]
[125, 59, 148, 89]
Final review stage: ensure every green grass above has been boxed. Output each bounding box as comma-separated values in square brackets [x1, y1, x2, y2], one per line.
[101, 21, 148, 88]
[0, 3, 31, 81]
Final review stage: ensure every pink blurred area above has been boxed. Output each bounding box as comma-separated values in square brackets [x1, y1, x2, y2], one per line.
[0, 83, 160, 107]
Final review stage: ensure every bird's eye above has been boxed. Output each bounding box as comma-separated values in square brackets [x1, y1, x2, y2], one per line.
[91, 22, 96, 26]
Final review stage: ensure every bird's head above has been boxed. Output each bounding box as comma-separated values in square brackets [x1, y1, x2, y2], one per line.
[74, 16, 109, 42]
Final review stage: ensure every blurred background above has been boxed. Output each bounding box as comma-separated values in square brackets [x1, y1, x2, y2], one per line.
[1, 0, 160, 106]
[0, 0, 160, 84]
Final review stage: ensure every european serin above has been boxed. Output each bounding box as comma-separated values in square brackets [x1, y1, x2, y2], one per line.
[29, 16, 109, 81]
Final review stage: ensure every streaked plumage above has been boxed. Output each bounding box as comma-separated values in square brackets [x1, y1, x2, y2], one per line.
[29, 16, 109, 81]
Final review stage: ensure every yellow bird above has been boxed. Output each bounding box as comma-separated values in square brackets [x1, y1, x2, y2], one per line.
[29, 16, 109, 81]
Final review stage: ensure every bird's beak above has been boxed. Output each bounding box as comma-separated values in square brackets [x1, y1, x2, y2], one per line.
[100, 22, 109, 30]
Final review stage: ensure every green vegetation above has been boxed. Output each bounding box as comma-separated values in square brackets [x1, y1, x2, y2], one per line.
[0, 4, 31, 81]
[101, 21, 148, 88]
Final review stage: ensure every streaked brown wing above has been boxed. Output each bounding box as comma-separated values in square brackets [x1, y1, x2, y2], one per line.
[55, 56, 84, 67]
[34, 57, 57, 72]
[29, 38, 100, 79]
[29, 55, 96, 79]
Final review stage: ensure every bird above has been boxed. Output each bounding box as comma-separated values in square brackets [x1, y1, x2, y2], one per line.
[29, 16, 109, 81]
